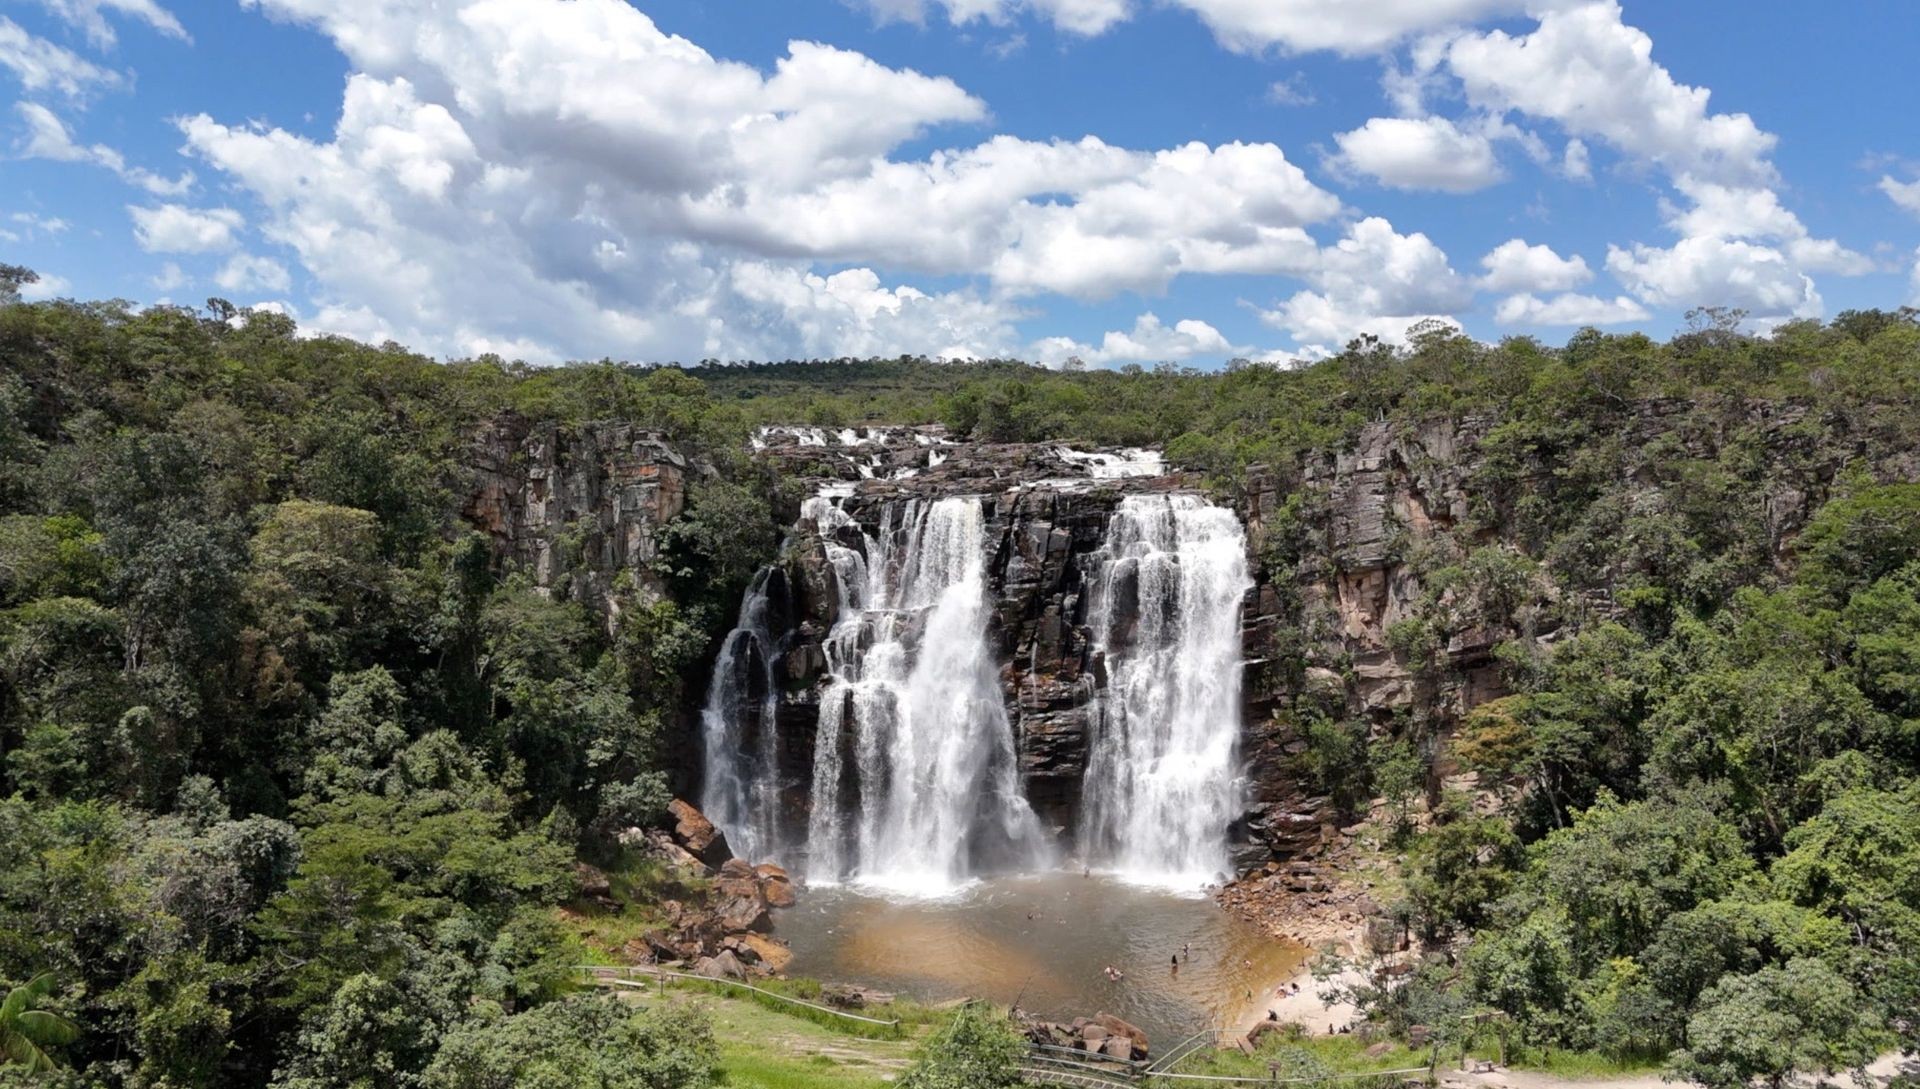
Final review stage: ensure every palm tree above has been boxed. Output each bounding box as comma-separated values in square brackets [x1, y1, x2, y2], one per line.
[0, 973, 78, 1072]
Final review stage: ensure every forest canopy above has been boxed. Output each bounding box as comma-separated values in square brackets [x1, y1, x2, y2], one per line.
[0, 290, 1917, 1085]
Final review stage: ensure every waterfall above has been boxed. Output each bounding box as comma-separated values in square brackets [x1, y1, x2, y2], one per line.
[1080, 494, 1250, 890]
[805, 495, 1051, 895]
[698, 567, 790, 865]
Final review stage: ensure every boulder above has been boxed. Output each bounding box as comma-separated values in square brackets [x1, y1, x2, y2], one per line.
[716, 894, 770, 934]
[667, 799, 733, 868]
[760, 879, 798, 910]
[1101, 1035, 1134, 1061]
[1092, 1013, 1149, 1058]
[714, 874, 763, 901]
[642, 831, 709, 874]
[752, 863, 790, 881]
[737, 933, 794, 973]
[572, 861, 612, 902]
[822, 983, 896, 1009]
[693, 950, 747, 981]
[719, 858, 754, 878]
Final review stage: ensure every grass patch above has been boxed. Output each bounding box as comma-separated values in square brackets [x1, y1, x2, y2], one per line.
[605, 977, 920, 1088]
[716, 1048, 897, 1089]
[1179, 1030, 1431, 1081]
[1501, 1046, 1663, 1078]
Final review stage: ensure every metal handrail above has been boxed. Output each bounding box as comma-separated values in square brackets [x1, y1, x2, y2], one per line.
[1144, 1066, 1430, 1085]
[1031, 1040, 1152, 1071]
[576, 964, 903, 1029]
[1148, 1028, 1223, 1074]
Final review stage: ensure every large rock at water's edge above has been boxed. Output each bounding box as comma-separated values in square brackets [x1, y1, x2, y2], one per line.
[716, 894, 770, 934]
[1093, 1013, 1150, 1060]
[734, 933, 794, 972]
[754, 863, 797, 908]
[667, 799, 734, 868]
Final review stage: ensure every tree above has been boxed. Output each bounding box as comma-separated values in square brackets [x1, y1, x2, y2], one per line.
[0, 266, 36, 307]
[0, 973, 77, 1072]
[897, 1003, 1028, 1089]
[1668, 959, 1885, 1089]
[422, 996, 718, 1089]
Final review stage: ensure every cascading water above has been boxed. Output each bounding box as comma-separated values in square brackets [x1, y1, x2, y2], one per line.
[1079, 494, 1251, 890]
[698, 567, 791, 865]
[805, 495, 1051, 894]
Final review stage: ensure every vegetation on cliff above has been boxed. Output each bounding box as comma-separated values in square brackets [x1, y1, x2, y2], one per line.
[0, 289, 1916, 1084]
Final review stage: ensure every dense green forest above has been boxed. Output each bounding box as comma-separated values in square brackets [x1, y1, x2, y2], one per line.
[0, 286, 1917, 1087]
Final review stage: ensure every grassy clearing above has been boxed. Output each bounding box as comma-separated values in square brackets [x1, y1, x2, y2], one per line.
[605, 979, 921, 1088]
[1180, 1031, 1431, 1080]
[1499, 1047, 1663, 1079]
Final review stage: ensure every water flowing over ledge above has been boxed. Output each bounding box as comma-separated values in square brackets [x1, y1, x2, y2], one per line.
[1081, 495, 1251, 891]
[697, 447, 1254, 900]
[804, 495, 1052, 896]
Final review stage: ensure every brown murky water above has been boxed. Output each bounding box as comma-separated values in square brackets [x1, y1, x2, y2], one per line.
[775, 872, 1305, 1044]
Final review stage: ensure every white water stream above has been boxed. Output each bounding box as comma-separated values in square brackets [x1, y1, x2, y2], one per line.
[699, 480, 1250, 897]
[804, 495, 1051, 895]
[1079, 495, 1250, 889]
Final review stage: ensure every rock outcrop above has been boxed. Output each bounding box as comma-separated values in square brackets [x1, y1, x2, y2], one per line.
[465, 414, 694, 619]
[1018, 1010, 1151, 1062]
[617, 800, 796, 976]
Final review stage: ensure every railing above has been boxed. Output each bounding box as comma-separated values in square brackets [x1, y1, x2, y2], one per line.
[1021, 1051, 1141, 1088]
[1145, 1068, 1428, 1086]
[575, 964, 903, 1031]
[1149, 1028, 1226, 1074]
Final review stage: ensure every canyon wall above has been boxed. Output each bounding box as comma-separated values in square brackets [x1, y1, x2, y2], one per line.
[461, 403, 1908, 877]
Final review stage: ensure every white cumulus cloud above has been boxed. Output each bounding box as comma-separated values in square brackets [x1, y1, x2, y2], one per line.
[1332, 115, 1504, 192]
[29, 0, 189, 48]
[215, 252, 292, 293]
[1606, 236, 1820, 319]
[849, 0, 1132, 36]
[174, 0, 1365, 361]
[129, 203, 243, 253]
[1031, 312, 1235, 366]
[1478, 239, 1591, 294]
[1494, 292, 1647, 326]
[1260, 216, 1471, 351]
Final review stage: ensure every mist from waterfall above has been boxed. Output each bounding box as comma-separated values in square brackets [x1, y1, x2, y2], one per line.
[698, 568, 789, 865]
[805, 495, 1051, 895]
[1080, 494, 1251, 891]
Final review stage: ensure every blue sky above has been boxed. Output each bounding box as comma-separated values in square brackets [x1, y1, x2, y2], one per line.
[3, 0, 1918, 367]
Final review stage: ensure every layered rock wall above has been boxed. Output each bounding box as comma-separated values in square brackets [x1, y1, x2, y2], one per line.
[465, 414, 694, 617]
[464, 403, 1908, 879]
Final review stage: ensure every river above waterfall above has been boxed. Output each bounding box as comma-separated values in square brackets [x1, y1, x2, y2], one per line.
[774, 873, 1305, 1045]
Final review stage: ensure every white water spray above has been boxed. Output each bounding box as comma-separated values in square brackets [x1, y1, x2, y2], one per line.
[805, 495, 1051, 895]
[1080, 495, 1250, 890]
[698, 568, 789, 864]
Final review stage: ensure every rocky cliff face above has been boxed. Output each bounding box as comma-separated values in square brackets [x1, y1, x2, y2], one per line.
[464, 414, 695, 618]
[463, 403, 1907, 879]
[743, 427, 1205, 845]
